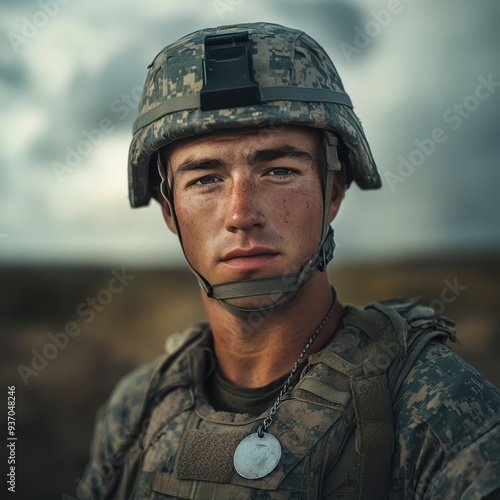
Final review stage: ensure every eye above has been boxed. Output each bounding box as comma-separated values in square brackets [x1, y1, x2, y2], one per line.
[193, 175, 220, 186]
[266, 168, 294, 177]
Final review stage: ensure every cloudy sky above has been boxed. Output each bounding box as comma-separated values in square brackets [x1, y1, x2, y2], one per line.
[1, 0, 499, 266]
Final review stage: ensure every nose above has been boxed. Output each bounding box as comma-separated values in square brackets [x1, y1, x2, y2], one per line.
[224, 176, 266, 232]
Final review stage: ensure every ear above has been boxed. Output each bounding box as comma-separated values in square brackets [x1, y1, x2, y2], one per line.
[328, 166, 346, 222]
[160, 196, 178, 235]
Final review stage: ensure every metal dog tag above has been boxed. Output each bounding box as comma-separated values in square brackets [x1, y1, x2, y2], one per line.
[233, 432, 282, 479]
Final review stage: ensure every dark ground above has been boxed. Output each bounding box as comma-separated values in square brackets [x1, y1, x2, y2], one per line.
[1, 254, 499, 499]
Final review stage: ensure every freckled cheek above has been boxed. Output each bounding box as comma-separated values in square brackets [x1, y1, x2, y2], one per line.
[280, 191, 323, 243]
[173, 200, 218, 264]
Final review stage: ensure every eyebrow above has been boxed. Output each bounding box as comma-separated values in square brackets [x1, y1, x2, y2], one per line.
[248, 146, 315, 165]
[174, 145, 315, 174]
[176, 159, 225, 173]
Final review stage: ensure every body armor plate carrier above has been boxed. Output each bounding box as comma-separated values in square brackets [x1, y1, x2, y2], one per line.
[84, 299, 457, 499]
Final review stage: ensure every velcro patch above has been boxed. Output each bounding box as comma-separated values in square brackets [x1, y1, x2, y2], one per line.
[176, 429, 247, 483]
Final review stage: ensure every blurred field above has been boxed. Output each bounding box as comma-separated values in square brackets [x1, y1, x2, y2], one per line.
[1, 255, 499, 499]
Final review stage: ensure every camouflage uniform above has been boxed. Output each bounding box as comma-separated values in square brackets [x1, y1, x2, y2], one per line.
[81, 301, 500, 499]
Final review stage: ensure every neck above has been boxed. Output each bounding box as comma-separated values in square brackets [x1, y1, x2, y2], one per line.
[202, 273, 345, 388]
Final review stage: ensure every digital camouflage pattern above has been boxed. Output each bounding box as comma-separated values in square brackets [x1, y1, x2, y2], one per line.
[391, 343, 500, 499]
[128, 22, 381, 208]
[81, 301, 500, 499]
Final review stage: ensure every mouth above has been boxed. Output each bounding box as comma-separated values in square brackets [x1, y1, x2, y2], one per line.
[220, 247, 280, 270]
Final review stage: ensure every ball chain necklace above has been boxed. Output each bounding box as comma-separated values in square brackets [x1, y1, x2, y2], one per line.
[233, 292, 337, 479]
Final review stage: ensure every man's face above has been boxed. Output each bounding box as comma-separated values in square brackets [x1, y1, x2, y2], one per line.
[163, 126, 329, 295]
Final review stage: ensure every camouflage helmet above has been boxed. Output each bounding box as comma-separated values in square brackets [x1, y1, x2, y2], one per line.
[128, 21, 381, 208]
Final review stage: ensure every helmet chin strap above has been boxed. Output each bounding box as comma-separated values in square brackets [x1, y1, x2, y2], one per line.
[157, 131, 341, 318]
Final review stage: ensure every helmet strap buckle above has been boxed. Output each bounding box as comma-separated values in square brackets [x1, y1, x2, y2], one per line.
[317, 227, 335, 272]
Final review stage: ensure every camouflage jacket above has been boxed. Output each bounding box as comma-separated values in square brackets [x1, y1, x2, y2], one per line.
[81, 301, 500, 499]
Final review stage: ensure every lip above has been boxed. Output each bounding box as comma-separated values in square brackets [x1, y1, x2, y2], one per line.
[221, 247, 279, 261]
[220, 247, 280, 270]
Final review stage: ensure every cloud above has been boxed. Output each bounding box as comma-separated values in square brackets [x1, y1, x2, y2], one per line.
[2, 0, 500, 265]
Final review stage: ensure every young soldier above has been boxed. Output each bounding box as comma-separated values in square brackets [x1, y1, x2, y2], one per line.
[82, 23, 500, 499]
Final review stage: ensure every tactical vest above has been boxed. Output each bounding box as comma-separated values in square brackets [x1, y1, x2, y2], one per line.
[90, 299, 456, 499]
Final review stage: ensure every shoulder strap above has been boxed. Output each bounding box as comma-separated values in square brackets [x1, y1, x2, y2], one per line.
[351, 374, 394, 500]
[347, 304, 404, 500]
[320, 299, 456, 500]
